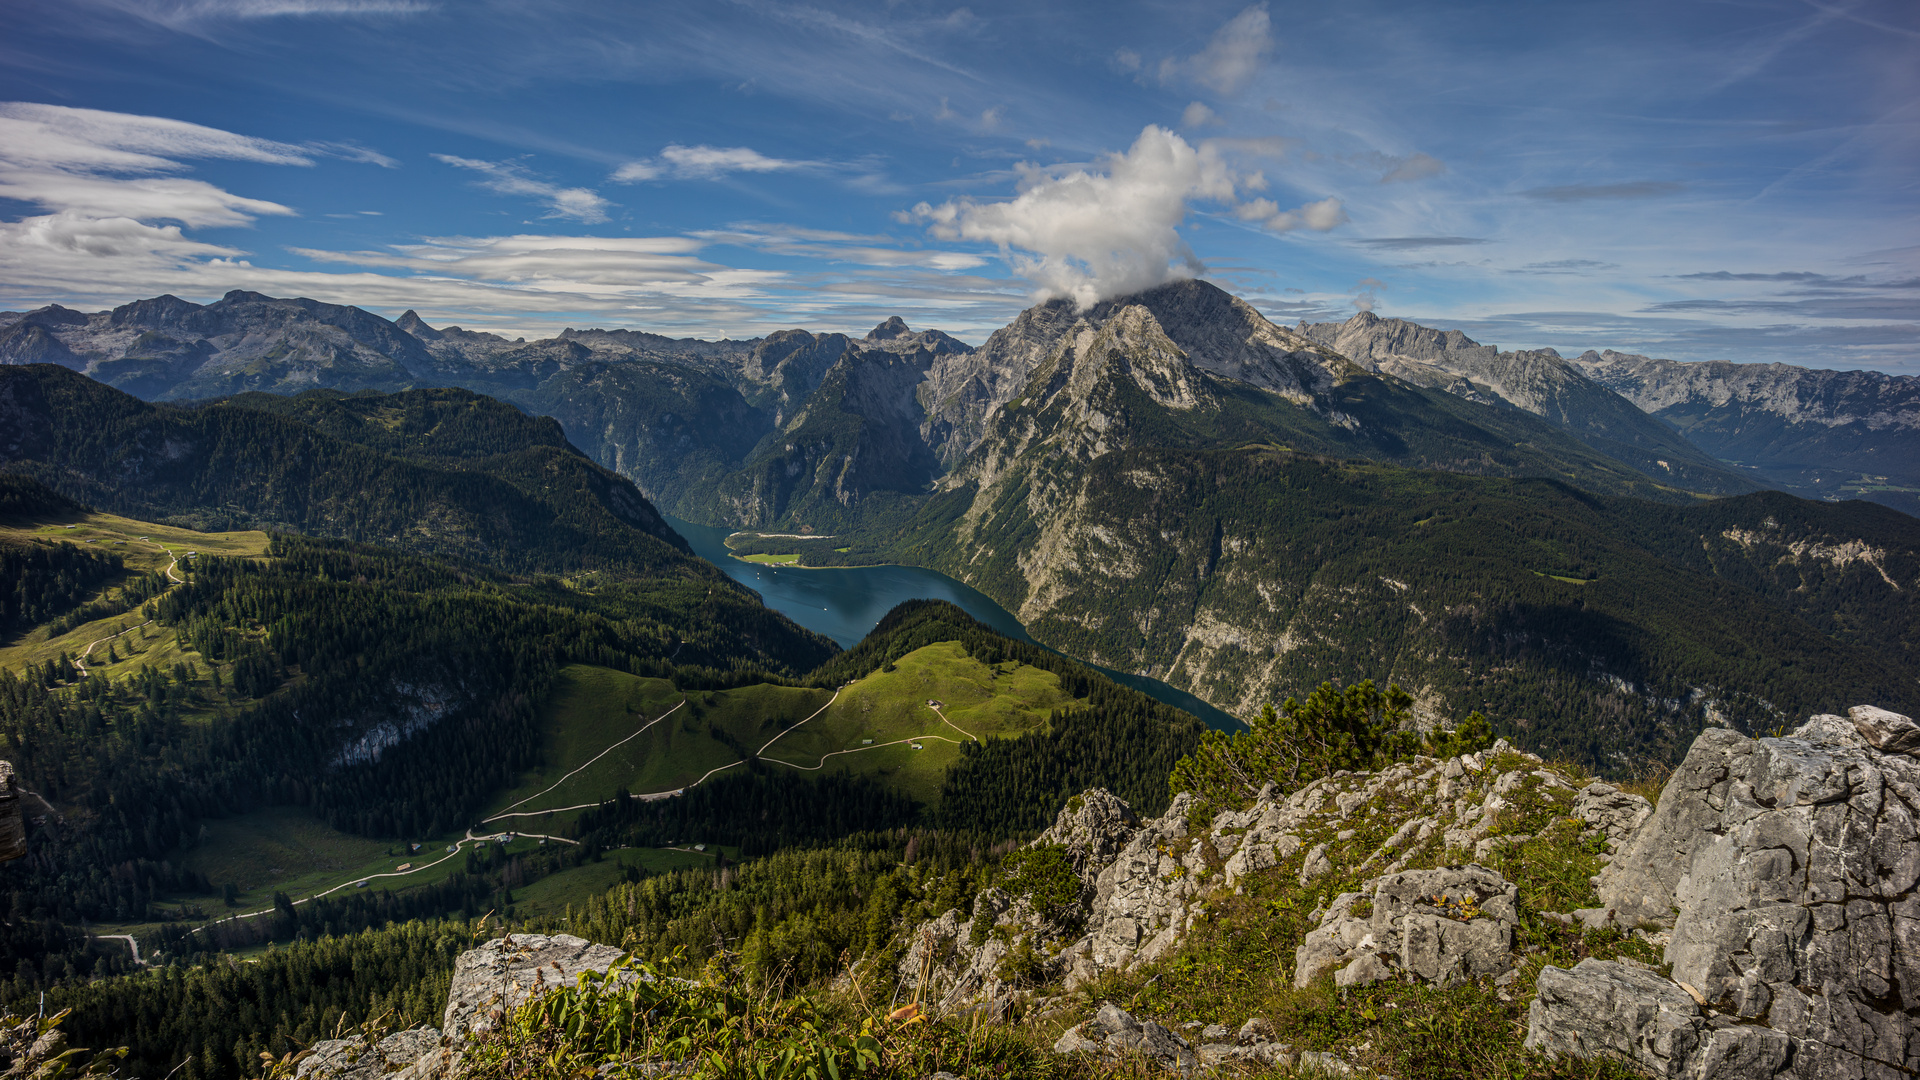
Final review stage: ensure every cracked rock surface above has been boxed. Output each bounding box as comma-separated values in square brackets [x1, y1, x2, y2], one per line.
[442, 933, 629, 1044]
[1532, 706, 1919, 1080]
[902, 738, 1619, 1007]
[1294, 863, 1520, 989]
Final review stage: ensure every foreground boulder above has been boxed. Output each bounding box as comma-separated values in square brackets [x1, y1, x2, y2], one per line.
[1052, 1002, 1199, 1073]
[441, 932, 628, 1044]
[1294, 863, 1520, 989]
[294, 933, 628, 1080]
[1529, 706, 1920, 1080]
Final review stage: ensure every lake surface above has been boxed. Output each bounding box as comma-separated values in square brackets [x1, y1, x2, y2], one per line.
[667, 516, 1240, 730]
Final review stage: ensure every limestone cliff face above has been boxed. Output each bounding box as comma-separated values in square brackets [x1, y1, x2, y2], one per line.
[706, 345, 943, 530]
[1527, 705, 1920, 1080]
[919, 279, 1354, 471]
[1568, 349, 1920, 509]
[1297, 311, 1754, 494]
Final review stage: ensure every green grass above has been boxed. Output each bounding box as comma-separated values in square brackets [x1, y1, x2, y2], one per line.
[164, 806, 504, 917]
[485, 667, 834, 826]
[757, 641, 1081, 806]
[0, 511, 269, 677]
[498, 646, 1084, 825]
[737, 552, 801, 565]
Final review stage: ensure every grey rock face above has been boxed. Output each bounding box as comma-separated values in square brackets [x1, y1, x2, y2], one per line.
[1034, 787, 1140, 889]
[1572, 780, 1655, 851]
[1527, 960, 1743, 1080]
[905, 739, 1578, 1008]
[293, 1027, 443, 1080]
[1294, 864, 1519, 989]
[1050, 1002, 1199, 1073]
[1534, 708, 1920, 1079]
[441, 933, 628, 1044]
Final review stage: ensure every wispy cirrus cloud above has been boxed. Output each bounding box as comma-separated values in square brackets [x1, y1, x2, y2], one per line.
[1520, 181, 1684, 202]
[99, 0, 433, 27]
[611, 144, 813, 183]
[693, 222, 988, 271]
[1355, 235, 1490, 249]
[1160, 4, 1273, 95]
[432, 155, 611, 222]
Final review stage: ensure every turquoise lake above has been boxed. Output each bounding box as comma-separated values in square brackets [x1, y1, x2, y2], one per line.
[667, 516, 1239, 730]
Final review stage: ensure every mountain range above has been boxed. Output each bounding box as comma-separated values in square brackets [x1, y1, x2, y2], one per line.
[3, 280, 1917, 750]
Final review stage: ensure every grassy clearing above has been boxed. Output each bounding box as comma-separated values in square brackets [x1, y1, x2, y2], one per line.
[172, 807, 483, 911]
[502, 648, 1082, 822]
[737, 552, 801, 565]
[761, 641, 1081, 806]
[0, 511, 268, 676]
[487, 667, 833, 822]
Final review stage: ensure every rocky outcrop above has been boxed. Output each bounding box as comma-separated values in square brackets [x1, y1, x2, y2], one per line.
[292, 1028, 443, 1080]
[292, 933, 629, 1080]
[1294, 864, 1520, 990]
[1527, 958, 1793, 1080]
[1529, 705, 1920, 1080]
[904, 740, 1617, 1007]
[441, 933, 629, 1044]
[1052, 1002, 1199, 1073]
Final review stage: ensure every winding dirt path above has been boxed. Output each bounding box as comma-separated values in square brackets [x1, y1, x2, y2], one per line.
[98, 933, 144, 965]
[67, 540, 185, 679]
[483, 699, 686, 823]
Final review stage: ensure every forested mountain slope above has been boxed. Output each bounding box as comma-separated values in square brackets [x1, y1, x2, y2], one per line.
[766, 299, 1920, 763]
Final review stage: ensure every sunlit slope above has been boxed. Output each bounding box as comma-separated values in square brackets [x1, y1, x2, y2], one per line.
[491, 645, 1085, 823]
[0, 509, 268, 682]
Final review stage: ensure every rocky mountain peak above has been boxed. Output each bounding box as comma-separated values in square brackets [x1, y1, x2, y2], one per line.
[866, 316, 911, 341]
[395, 310, 442, 341]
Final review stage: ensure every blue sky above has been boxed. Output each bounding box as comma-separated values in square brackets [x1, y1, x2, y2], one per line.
[1, 0, 1915, 372]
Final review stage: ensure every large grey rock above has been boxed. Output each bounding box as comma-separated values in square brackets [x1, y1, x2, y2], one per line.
[1535, 709, 1920, 1079]
[441, 933, 628, 1044]
[1034, 787, 1140, 890]
[1526, 961, 1721, 1080]
[1850, 704, 1920, 754]
[294, 1027, 442, 1080]
[1294, 864, 1519, 989]
[1049, 1002, 1198, 1073]
[1573, 780, 1653, 850]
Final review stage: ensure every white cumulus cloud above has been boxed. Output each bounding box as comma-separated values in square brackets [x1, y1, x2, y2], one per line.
[432, 155, 611, 223]
[1181, 102, 1223, 128]
[908, 125, 1253, 309]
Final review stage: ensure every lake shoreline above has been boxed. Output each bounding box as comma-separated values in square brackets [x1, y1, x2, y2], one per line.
[668, 514, 1241, 731]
